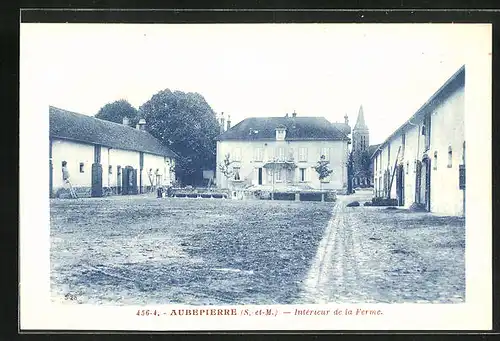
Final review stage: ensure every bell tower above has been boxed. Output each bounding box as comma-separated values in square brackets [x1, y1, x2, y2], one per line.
[352, 105, 371, 187]
[352, 105, 369, 152]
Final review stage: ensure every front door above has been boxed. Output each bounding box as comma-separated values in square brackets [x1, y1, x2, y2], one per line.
[258, 168, 263, 185]
[396, 164, 405, 206]
[423, 158, 431, 211]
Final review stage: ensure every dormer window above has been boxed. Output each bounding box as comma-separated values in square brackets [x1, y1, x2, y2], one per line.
[275, 125, 286, 141]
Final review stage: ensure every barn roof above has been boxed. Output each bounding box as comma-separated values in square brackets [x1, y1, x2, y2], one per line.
[217, 116, 349, 141]
[49, 106, 178, 158]
[370, 65, 465, 159]
[367, 144, 381, 158]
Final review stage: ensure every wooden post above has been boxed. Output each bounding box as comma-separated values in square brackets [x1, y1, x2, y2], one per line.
[388, 146, 401, 199]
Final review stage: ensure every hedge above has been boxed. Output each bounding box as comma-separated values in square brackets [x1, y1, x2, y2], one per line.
[371, 197, 399, 206]
[300, 192, 323, 202]
[273, 192, 296, 201]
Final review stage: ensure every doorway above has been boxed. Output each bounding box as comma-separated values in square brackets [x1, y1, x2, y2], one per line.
[396, 164, 405, 206]
[422, 157, 431, 211]
[117, 166, 122, 194]
[258, 168, 263, 185]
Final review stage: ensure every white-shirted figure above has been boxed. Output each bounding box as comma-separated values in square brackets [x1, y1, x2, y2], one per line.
[62, 161, 78, 199]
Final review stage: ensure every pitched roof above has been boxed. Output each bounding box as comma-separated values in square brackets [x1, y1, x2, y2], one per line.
[49, 106, 178, 158]
[370, 65, 465, 159]
[217, 116, 349, 141]
[332, 122, 351, 135]
[368, 144, 381, 158]
[354, 105, 368, 131]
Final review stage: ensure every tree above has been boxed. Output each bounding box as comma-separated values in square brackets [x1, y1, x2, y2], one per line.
[218, 153, 235, 188]
[347, 151, 354, 194]
[95, 99, 139, 124]
[139, 89, 220, 186]
[314, 154, 333, 190]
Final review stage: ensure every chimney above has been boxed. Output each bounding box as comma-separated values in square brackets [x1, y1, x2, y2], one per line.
[226, 114, 231, 131]
[292, 111, 297, 118]
[138, 118, 146, 131]
[344, 113, 349, 125]
[220, 112, 225, 134]
[122, 116, 129, 126]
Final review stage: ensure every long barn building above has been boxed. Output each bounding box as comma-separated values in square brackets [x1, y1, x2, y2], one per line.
[371, 65, 465, 216]
[49, 106, 177, 198]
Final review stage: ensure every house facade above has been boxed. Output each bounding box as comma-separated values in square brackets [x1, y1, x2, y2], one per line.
[49, 106, 177, 198]
[216, 113, 350, 192]
[371, 65, 465, 216]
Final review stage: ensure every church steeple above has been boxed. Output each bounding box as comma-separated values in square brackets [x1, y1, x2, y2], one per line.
[354, 105, 368, 131]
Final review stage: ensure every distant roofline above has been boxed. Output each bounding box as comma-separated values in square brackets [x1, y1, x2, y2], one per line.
[370, 65, 465, 159]
[49, 105, 179, 159]
[217, 116, 350, 141]
[49, 105, 142, 132]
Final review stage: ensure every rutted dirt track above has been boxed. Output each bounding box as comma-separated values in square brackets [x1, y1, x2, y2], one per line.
[301, 190, 465, 304]
[51, 192, 465, 305]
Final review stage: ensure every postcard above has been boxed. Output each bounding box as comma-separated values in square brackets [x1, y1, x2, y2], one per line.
[19, 20, 492, 331]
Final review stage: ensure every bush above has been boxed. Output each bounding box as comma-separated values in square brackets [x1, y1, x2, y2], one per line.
[324, 191, 337, 202]
[274, 192, 296, 201]
[300, 192, 323, 202]
[364, 202, 372, 206]
[371, 197, 398, 206]
[346, 201, 360, 207]
[409, 202, 427, 211]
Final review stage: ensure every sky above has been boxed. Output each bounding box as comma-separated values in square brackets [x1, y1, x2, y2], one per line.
[20, 23, 484, 144]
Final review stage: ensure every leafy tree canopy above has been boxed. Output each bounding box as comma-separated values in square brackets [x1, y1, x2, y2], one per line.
[95, 99, 138, 125]
[139, 89, 220, 185]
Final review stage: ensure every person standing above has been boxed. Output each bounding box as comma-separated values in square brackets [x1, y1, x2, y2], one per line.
[62, 161, 78, 199]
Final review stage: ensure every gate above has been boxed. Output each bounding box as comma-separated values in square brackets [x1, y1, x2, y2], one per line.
[122, 166, 138, 195]
[91, 163, 103, 197]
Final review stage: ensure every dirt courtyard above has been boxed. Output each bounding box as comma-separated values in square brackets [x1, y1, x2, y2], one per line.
[50, 192, 465, 305]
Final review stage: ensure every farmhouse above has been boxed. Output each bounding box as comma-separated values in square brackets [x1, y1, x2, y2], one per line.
[371, 65, 465, 216]
[49, 106, 177, 198]
[215, 112, 350, 192]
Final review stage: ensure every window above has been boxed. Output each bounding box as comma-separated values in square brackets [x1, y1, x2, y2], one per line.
[108, 165, 113, 174]
[462, 141, 466, 164]
[277, 147, 285, 161]
[447, 146, 453, 168]
[424, 115, 432, 151]
[300, 168, 306, 182]
[233, 167, 241, 180]
[433, 151, 438, 170]
[276, 128, 286, 141]
[320, 147, 329, 161]
[79, 162, 85, 173]
[254, 147, 263, 162]
[275, 168, 282, 181]
[406, 161, 409, 174]
[298, 147, 308, 162]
